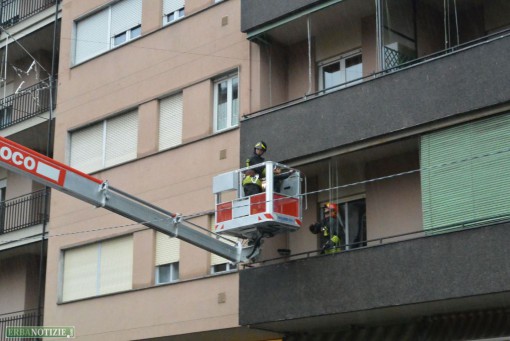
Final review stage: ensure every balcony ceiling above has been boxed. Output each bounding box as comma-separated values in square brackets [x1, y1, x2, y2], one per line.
[257, 0, 484, 46]
[2, 23, 57, 68]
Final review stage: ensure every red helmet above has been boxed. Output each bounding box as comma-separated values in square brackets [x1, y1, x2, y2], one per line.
[323, 202, 338, 218]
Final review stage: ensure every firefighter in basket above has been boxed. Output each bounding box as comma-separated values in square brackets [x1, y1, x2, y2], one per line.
[242, 141, 267, 196]
[309, 202, 345, 254]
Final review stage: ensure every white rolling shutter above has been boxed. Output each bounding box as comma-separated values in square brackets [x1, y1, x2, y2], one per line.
[99, 236, 133, 295]
[70, 122, 104, 173]
[62, 243, 99, 302]
[163, 0, 185, 15]
[75, 9, 109, 64]
[155, 232, 180, 266]
[159, 93, 183, 150]
[111, 0, 142, 36]
[105, 111, 138, 168]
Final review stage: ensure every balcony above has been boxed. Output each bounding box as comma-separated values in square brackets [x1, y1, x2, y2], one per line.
[240, 0, 510, 163]
[239, 220, 510, 338]
[0, 309, 42, 341]
[0, 0, 57, 28]
[0, 79, 54, 130]
[0, 189, 50, 235]
[240, 32, 510, 163]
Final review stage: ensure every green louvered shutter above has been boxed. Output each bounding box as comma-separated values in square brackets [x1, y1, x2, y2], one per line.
[421, 113, 510, 233]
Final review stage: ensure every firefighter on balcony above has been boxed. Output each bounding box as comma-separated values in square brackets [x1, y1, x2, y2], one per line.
[309, 202, 345, 254]
[242, 141, 267, 196]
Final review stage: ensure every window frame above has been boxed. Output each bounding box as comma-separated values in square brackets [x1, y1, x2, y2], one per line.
[213, 73, 239, 133]
[164, 8, 184, 25]
[318, 49, 363, 91]
[113, 24, 141, 47]
[318, 195, 367, 250]
[155, 262, 180, 284]
[163, 0, 185, 25]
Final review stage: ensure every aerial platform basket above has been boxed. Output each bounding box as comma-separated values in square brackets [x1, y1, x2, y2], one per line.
[213, 161, 302, 240]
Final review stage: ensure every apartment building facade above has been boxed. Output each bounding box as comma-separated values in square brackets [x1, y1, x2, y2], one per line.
[239, 0, 510, 339]
[43, 0, 282, 340]
[0, 0, 60, 337]
[3, 0, 509, 340]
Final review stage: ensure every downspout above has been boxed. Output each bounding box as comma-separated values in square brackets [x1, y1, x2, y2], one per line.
[375, 0, 384, 71]
[306, 15, 312, 95]
[37, 0, 59, 328]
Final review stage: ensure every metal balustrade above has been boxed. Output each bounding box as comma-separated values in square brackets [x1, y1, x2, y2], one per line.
[0, 0, 58, 28]
[0, 79, 55, 130]
[0, 189, 50, 234]
[0, 309, 41, 341]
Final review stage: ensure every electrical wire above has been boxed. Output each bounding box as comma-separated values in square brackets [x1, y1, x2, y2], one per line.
[2, 142, 510, 246]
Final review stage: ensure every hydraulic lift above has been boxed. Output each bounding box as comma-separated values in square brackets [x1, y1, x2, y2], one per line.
[0, 136, 302, 263]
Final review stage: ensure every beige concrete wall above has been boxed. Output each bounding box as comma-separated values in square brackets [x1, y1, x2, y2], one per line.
[0, 253, 41, 314]
[362, 15, 378, 75]
[46, 0, 249, 338]
[366, 153, 423, 241]
[49, 273, 240, 341]
[0, 257, 28, 313]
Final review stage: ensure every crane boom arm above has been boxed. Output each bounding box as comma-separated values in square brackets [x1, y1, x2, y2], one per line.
[0, 136, 255, 263]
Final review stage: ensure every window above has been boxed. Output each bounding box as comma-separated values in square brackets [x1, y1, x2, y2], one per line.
[319, 51, 363, 91]
[74, 0, 142, 64]
[213, 73, 239, 132]
[421, 113, 510, 234]
[159, 93, 183, 150]
[316, 197, 367, 250]
[62, 235, 133, 301]
[0, 105, 13, 127]
[163, 0, 185, 24]
[155, 232, 180, 284]
[70, 110, 138, 173]
[156, 262, 179, 284]
[113, 25, 141, 47]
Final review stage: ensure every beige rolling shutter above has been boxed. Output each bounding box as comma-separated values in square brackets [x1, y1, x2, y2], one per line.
[155, 232, 180, 266]
[70, 122, 104, 173]
[105, 111, 138, 168]
[75, 9, 109, 64]
[159, 93, 183, 150]
[111, 0, 142, 36]
[99, 235, 133, 295]
[62, 243, 99, 301]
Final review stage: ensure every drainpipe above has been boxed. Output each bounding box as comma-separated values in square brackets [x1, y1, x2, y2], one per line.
[37, 0, 59, 328]
[375, 0, 384, 71]
[306, 15, 312, 95]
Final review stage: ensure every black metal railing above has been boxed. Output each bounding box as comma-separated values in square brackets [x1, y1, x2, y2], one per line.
[0, 0, 58, 28]
[0, 189, 50, 234]
[0, 309, 41, 341]
[0, 78, 55, 130]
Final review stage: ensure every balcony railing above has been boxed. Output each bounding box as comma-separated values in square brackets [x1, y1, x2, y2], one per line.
[0, 309, 41, 341]
[0, 189, 50, 234]
[0, 78, 55, 130]
[0, 0, 58, 28]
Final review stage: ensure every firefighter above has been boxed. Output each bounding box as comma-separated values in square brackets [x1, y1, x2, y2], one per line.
[242, 141, 267, 196]
[309, 202, 345, 254]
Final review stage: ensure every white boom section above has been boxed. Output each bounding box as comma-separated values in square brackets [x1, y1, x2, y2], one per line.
[0, 136, 256, 263]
